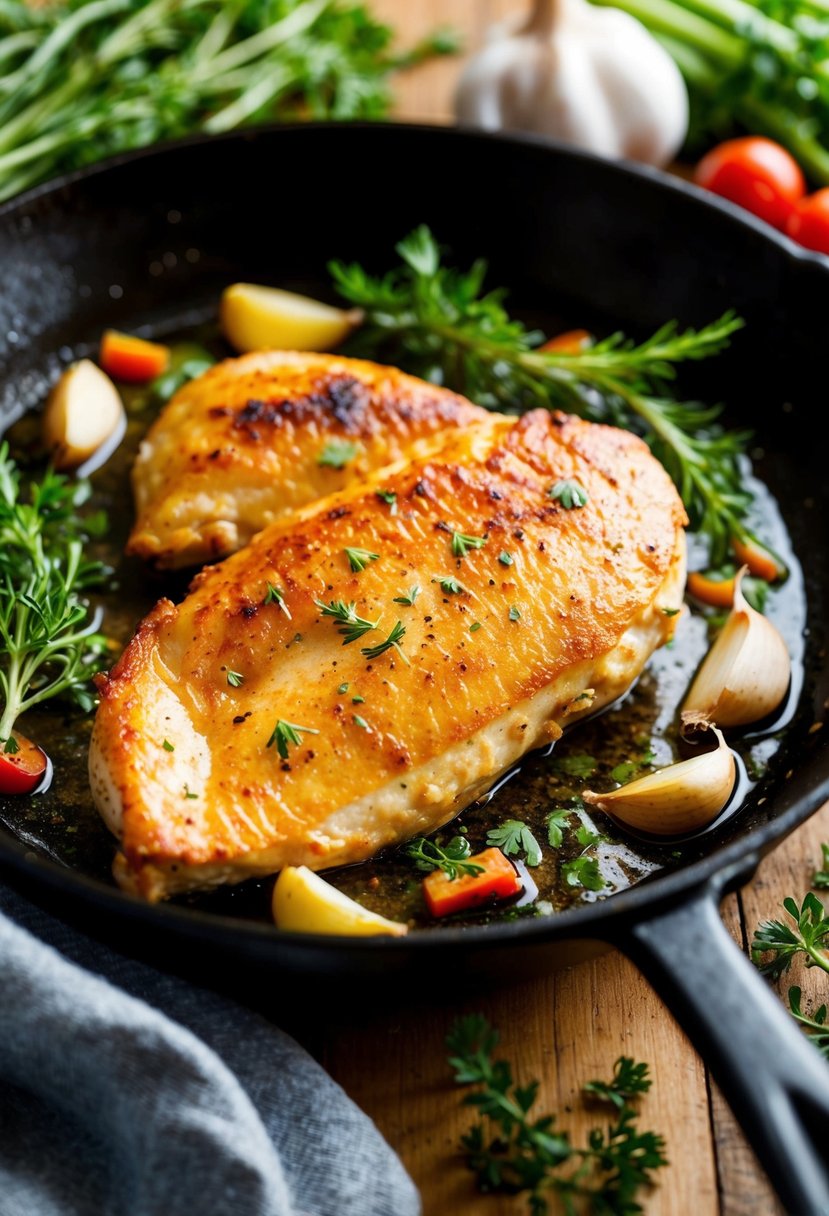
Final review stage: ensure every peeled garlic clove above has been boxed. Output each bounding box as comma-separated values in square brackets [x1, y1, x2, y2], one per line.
[583, 720, 735, 836]
[43, 359, 125, 471]
[683, 568, 790, 728]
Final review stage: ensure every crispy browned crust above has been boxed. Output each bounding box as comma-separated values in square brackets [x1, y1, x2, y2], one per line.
[127, 350, 487, 568]
[94, 410, 688, 899]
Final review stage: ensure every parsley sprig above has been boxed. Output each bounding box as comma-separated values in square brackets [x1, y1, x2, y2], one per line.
[0, 444, 108, 745]
[447, 1014, 667, 1215]
[752, 893, 829, 979]
[487, 819, 542, 868]
[331, 226, 759, 564]
[405, 834, 485, 881]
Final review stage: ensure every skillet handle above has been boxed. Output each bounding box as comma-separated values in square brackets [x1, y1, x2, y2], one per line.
[612, 883, 829, 1216]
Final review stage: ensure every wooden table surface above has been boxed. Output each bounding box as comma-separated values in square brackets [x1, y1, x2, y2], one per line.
[308, 4, 828, 1212]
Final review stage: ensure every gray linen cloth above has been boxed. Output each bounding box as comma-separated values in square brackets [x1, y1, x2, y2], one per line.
[0, 886, 419, 1216]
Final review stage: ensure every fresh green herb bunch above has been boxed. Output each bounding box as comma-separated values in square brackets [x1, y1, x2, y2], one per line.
[406, 834, 484, 881]
[0, 0, 457, 201]
[0, 444, 109, 746]
[331, 226, 756, 565]
[590, 0, 829, 183]
[447, 1014, 667, 1215]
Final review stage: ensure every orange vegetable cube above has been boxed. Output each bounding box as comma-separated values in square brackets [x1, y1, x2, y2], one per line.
[99, 330, 170, 383]
[422, 846, 522, 918]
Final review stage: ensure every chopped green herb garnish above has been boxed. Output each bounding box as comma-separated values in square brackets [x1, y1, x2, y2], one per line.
[266, 718, 319, 760]
[376, 490, 398, 513]
[352, 694, 365, 704]
[345, 545, 380, 573]
[263, 582, 291, 618]
[553, 753, 597, 779]
[662, 607, 681, 617]
[353, 714, 370, 730]
[576, 823, 602, 849]
[337, 682, 350, 694]
[433, 574, 465, 595]
[549, 479, 589, 509]
[393, 585, 420, 606]
[3, 736, 20, 755]
[318, 440, 359, 468]
[469, 621, 482, 633]
[315, 599, 380, 645]
[486, 819, 542, 867]
[451, 530, 488, 559]
[498, 550, 513, 567]
[508, 605, 520, 621]
[162, 739, 175, 752]
[562, 855, 605, 891]
[405, 835, 485, 881]
[226, 670, 244, 688]
[545, 810, 572, 848]
[361, 619, 408, 664]
[183, 784, 198, 800]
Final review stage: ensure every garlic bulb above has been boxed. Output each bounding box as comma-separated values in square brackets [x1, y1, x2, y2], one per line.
[455, 0, 688, 167]
[683, 568, 791, 728]
[583, 717, 735, 836]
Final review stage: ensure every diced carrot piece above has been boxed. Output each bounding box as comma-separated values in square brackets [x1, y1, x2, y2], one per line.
[732, 537, 785, 583]
[686, 570, 737, 609]
[539, 328, 593, 355]
[423, 847, 522, 918]
[99, 330, 170, 383]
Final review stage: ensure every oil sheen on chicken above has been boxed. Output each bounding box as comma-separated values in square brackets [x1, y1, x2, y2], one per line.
[91, 408, 687, 900]
[127, 350, 487, 568]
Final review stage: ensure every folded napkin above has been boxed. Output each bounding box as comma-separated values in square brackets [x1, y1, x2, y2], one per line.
[0, 885, 419, 1216]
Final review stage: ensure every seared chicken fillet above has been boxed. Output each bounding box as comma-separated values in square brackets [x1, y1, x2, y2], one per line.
[92, 410, 687, 901]
[127, 350, 487, 568]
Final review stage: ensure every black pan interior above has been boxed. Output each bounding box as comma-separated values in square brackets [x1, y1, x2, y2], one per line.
[0, 124, 827, 973]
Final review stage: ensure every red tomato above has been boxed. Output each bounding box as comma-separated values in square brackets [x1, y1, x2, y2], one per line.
[0, 732, 48, 795]
[786, 189, 829, 255]
[694, 138, 805, 230]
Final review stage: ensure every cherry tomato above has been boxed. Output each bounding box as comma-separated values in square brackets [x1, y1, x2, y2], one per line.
[786, 189, 829, 255]
[0, 731, 48, 795]
[694, 138, 806, 230]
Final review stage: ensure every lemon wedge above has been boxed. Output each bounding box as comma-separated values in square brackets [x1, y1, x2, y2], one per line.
[220, 283, 362, 353]
[272, 865, 408, 937]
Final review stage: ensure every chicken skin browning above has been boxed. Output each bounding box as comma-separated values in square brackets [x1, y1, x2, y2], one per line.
[92, 408, 687, 901]
[127, 350, 487, 568]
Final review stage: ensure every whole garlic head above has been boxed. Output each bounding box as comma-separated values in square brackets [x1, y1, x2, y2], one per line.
[455, 0, 689, 168]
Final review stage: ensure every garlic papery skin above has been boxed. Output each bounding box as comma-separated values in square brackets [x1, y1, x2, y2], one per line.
[454, 0, 688, 168]
[683, 568, 791, 729]
[583, 721, 735, 836]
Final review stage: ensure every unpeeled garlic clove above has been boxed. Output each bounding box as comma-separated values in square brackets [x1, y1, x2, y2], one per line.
[583, 717, 735, 836]
[683, 567, 790, 728]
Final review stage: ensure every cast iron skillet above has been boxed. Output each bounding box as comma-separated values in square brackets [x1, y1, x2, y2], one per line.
[1, 124, 829, 1212]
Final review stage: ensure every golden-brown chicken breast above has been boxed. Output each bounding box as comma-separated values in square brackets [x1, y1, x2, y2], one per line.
[92, 410, 687, 901]
[127, 350, 487, 568]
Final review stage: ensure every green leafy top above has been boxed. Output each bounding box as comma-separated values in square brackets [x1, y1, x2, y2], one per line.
[548, 479, 588, 510]
[331, 226, 766, 566]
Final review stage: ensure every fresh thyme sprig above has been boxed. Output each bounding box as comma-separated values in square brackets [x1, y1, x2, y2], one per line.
[0, 444, 108, 746]
[361, 619, 408, 664]
[266, 718, 319, 760]
[314, 599, 380, 645]
[331, 226, 757, 565]
[451, 530, 487, 559]
[405, 834, 485, 881]
[447, 1014, 667, 1215]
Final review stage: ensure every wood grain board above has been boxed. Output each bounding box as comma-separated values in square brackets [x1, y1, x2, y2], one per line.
[312, 3, 828, 1212]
